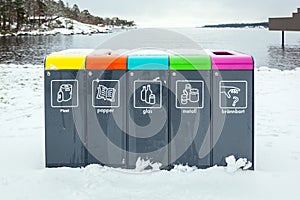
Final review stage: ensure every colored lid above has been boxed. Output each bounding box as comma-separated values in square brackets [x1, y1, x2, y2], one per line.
[45, 49, 92, 70]
[86, 51, 127, 70]
[45, 49, 253, 71]
[128, 55, 169, 70]
[207, 50, 254, 70]
[169, 55, 211, 70]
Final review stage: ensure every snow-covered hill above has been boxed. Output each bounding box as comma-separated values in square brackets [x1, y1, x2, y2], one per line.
[1, 17, 133, 37]
[0, 64, 300, 199]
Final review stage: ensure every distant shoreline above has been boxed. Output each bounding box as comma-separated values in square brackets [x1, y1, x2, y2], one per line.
[199, 22, 269, 29]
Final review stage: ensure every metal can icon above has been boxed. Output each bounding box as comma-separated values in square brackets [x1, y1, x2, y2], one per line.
[189, 88, 200, 103]
[181, 93, 188, 105]
[180, 84, 200, 105]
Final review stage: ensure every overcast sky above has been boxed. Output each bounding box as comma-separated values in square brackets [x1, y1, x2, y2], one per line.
[65, 0, 300, 27]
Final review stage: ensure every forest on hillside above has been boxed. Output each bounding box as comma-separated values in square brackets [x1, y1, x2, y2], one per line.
[0, 0, 135, 34]
[202, 22, 268, 28]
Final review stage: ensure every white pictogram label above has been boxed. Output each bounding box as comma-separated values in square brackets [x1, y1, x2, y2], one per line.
[134, 80, 162, 109]
[92, 80, 120, 108]
[176, 80, 204, 109]
[219, 81, 247, 109]
[51, 80, 78, 108]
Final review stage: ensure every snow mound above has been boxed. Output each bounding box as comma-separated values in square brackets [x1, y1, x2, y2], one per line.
[135, 157, 162, 172]
[225, 155, 252, 173]
[171, 165, 198, 173]
[2, 17, 115, 37]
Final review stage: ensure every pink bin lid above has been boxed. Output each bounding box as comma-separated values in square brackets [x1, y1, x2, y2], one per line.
[208, 50, 254, 70]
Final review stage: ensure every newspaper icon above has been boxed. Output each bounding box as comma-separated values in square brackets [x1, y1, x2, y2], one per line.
[96, 84, 116, 102]
[92, 80, 120, 108]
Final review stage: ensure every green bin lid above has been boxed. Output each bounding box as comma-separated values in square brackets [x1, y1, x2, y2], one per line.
[170, 55, 211, 70]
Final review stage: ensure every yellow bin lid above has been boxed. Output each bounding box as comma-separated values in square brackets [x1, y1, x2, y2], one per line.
[45, 49, 93, 70]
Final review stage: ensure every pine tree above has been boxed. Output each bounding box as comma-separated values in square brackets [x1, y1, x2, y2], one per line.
[0, 0, 4, 31]
[14, 0, 26, 31]
[36, 0, 46, 27]
[57, 0, 65, 17]
[71, 4, 80, 18]
[7, 0, 14, 29]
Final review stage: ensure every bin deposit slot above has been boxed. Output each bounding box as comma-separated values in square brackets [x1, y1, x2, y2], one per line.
[212, 51, 233, 56]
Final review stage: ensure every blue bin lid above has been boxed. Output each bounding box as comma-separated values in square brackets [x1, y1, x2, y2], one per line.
[127, 55, 169, 70]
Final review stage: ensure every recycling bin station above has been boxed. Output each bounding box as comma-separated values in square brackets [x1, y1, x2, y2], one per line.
[44, 49, 254, 169]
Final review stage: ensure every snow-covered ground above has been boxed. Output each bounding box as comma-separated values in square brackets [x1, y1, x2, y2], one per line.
[0, 64, 300, 199]
[0, 17, 133, 37]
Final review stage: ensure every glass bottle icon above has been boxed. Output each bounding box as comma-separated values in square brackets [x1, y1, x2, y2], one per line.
[141, 86, 146, 102]
[140, 84, 156, 105]
[145, 85, 152, 104]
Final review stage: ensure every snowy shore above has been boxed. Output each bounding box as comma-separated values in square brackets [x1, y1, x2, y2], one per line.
[0, 17, 135, 37]
[0, 64, 300, 199]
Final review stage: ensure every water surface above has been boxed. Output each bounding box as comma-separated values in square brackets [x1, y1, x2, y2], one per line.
[0, 28, 299, 69]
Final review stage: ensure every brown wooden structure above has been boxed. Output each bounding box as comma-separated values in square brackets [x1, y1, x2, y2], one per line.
[269, 8, 300, 47]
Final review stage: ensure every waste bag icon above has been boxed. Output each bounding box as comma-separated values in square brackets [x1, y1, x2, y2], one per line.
[57, 84, 73, 103]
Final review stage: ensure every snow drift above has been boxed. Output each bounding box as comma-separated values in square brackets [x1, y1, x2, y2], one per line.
[0, 64, 300, 199]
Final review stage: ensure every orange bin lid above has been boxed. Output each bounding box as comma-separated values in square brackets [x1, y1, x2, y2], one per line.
[86, 51, 127, 70]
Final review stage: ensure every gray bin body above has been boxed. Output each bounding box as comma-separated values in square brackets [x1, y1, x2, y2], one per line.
[45, 70, 86, 167]
[86, 70, 127, 168]
[127, 71, 169, 168]
[212, 70, 254, 167]
[170, 71, 211, 168]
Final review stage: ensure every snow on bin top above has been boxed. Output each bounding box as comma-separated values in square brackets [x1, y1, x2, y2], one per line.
[207, 50, 254, 70]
